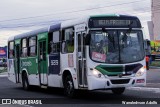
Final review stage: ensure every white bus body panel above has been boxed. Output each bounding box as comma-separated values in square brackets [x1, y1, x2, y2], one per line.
[48, 75, 62, 87]
[60, 51, 78, 89]
[40, 74, 48, 85]
[88, 74, 146, 90]
[28, 74, 40, 86]
[8, 59, 16, 83]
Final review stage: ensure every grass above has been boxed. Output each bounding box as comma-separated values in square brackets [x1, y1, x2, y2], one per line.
[150, 61, 160, 67]
[0, 67, 7, 73]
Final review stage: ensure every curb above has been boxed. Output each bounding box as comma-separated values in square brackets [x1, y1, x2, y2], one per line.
[0, 75, 7, 77]
[0, 71, 8, 76]
[149, 66, 160, 69]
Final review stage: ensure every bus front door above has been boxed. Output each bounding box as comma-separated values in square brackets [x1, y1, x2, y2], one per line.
[15, 45, 20, 83]
[77, 32, 87, 87]
[38, 40, 48, 85]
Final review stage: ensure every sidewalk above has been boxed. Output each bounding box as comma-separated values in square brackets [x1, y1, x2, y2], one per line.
[0, 71, 7, 77]
[146, 83, 160, 88]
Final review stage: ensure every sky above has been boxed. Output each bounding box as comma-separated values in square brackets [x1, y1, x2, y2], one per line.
[0, 0, 151, 46]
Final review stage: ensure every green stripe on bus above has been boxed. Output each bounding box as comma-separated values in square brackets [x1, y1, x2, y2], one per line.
[90, 14, 119, 18]
[38, 32, 48, 40]
[15, 39, 21, 44]
[95, 65, 123, 75]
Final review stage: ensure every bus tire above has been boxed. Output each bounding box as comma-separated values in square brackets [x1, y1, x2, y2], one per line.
[111, 87, 125, 95]
[22, 73, 30, 90]
[64, 75, 76, 98]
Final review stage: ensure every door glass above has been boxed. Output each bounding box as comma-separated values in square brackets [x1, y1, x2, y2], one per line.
[83, 33, 86, 58]
[77, 33, 87, 86]
[43, 41, 46, 60]
[40, 42, 43, 60]
[39, 41, 46, 60]
[78, 34, 81, 52]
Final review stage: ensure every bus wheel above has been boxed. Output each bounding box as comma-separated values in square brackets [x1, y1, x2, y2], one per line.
[22, 73, 30, 90]
[111, 87, 125, 95]
[64, 75, 75, 98]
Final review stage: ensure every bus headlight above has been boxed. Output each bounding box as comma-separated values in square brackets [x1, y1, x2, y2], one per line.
[92, 69, 105, 78]
[135, 67, 145, 77]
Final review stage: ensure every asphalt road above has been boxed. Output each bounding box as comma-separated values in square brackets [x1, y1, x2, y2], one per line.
[146, 68, 160, 88]
[0, 68, 160, 107]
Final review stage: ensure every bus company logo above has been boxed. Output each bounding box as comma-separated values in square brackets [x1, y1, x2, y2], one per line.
[22, 61, 32, 67]
[51, 60, 58, 65]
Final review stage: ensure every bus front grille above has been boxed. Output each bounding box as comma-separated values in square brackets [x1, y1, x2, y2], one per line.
[111, 79, 130, 84]
[107, 74, 131, 77]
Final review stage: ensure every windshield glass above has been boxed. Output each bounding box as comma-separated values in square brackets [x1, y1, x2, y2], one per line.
[89, 30, 145, 64]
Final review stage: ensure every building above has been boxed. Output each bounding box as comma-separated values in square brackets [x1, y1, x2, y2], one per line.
[0, 46, 7, 67]
[147, 21, 154, 40]
[151, 0, 160, 40]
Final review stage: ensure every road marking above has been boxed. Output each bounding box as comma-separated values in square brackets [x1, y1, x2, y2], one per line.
[128, 87, 160, 93]
[0, 104, 34, 107]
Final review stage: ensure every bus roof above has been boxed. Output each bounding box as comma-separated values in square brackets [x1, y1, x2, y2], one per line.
[8, 14, 141, 42]
[61, 17, 88, 28]
[8, 23, 61, 41]
[90, 14, 119, 18]
[90, 14, 139, 19]
[15, 27, 49, 40]
[8, 36, 15, 42]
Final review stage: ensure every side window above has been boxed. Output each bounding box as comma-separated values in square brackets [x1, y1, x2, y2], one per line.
[9, 41, 14, 58]
[29, 37, 37, 56]
[21, 38, 28, 57]
[49, 31, 60, 54]
[62, 28, 74, 53]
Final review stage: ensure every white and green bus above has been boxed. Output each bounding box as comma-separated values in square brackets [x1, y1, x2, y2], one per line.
[8, 14, 146, 97]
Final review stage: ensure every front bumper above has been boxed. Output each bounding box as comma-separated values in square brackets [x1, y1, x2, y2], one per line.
[87, 75, 146, 90]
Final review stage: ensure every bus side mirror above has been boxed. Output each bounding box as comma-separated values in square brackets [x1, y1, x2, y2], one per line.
[85, 34, 91, 45]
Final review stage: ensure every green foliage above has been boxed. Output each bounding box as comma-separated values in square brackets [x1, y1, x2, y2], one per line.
[150, 61, 160, 67]
[0, 67, 7, 73]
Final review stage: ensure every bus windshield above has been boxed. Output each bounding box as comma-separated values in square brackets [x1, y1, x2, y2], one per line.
[89, 30, 145, 64]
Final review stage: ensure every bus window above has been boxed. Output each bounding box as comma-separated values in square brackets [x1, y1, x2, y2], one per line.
[62, 28, 74, 53]
[9, 41, 14, 58]
[21, 38, 28, 57]
[28, 36, 37, 56]
[49, 31, 60, 54]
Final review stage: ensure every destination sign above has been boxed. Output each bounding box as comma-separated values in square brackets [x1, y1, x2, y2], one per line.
[89, 18, 141, 28]
[95, 20, 131, 26]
